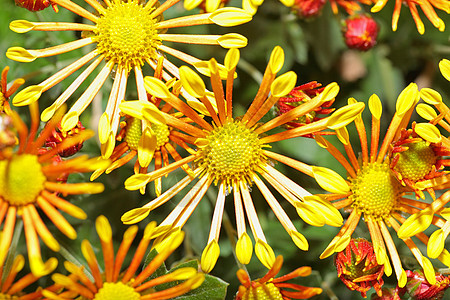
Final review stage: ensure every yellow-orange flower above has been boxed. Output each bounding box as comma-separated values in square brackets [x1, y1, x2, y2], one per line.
[120, 46, 366, 272]
[43, 215, 204, 300]
[91, 58, 195, 196]
[7, 0, 251, 159]
[0, 103, 106, 277]
[310, 83, 449, 288]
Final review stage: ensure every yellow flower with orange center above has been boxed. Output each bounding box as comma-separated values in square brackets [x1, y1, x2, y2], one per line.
[42, 216, 204, 300]
[7, 0, 252, 159]
[0, 103, 106, 277]
[120, 46, 366, 272]
[310, 83, 450, 288]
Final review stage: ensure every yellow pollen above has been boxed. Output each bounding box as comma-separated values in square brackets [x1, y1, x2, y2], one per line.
[350, 163, 402, 220]
[93, 282, 140, 300]
[197, 121, 265, 185]
[393, 140, 437, 182]
[124, 118, 143, 150]
[124, 118, 170, 150]
[93, 0, 161, 71]
[242, 282, 283, 300]
[0, 154, 46, 206]
[152, 122, 170, 148]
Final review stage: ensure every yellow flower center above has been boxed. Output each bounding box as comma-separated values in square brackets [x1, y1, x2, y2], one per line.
[0, 292, 19, 300]
[197, 121, 265, 185]
[242, 282, 283, 300]
[125, 118, 170, 150]
[93, 0, 161, 71]
[350, 163, 402, 220]
[93, 282, 140, 300]
[393, 140, 437, 182]
[0, 154, 46, 206]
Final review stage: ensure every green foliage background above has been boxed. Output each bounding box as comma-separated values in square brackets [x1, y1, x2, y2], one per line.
[1, 0, 449, 298]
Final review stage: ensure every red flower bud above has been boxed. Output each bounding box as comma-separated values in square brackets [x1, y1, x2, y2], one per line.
[335, 238, 384, 298]
[15, 0, 58, 12]
[343, 15, 378, 51]
[292, 0, 326, 18]
[404, 270, 450, 300]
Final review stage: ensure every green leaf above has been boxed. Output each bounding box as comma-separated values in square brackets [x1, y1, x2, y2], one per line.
[172, 272, 229, 300]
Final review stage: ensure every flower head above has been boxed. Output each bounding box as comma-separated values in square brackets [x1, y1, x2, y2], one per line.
[334, 238, 384, 298]
[7, 0, 251, 159]
[91, 60, 194, 196]
[235, 256, 322, 300]
[370, 0, 448, 34]
[121, 46, 355, 272]
[343, 14, 378, 51]
[312, 83, 450, 287]
[43, 215, 205, 300]
[0, 103, 106, 276]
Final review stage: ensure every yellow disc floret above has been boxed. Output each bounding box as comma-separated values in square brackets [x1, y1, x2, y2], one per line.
[94, 0, 161, 71]
[241, 282, 283, 300]
[93, 282, 140, 300]
[350, 163, 402, 220]
[393, 140, 437, 182]
[152, 122, 170, 148]
[0, 154, 46, 206]
[0, 293, 19, 300]
[197, 121, 265, 185]
[125, 118, 170, 150]
[124, 118, 143, 150]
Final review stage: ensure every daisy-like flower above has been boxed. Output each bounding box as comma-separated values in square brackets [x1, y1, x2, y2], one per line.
[334, 238, 384, 298]
[121, 46, 366, 272]
[7, 0, 252, 159]
[0, 103, 106, 276]
[310, 83, 450, 288]
[235, 255, 322, 299]
[43, 215, 205, 300]
[91, 58, 195, 196]
[370, 0, 448, 34]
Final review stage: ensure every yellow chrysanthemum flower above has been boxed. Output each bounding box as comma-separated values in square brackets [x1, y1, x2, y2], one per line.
[120, 46, 367, 272]
[91, 58, 194, 196]
[310, 83, 450, 288]
[0, 103, 106, 277]
[370, 0, 448, 34]
[7, 0, 252, 158]
[43, 216, 204, 300]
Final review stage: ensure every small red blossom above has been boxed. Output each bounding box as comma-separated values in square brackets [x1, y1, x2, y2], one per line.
[403, 270, 450, 300]
[335, 238, 384, 298]
[343, 15, 378, 51]
[14, 0, 58, 12]
[45, 121, 86, 157]
[276, 81, 335, 136]
[292, 0, 326, 18]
